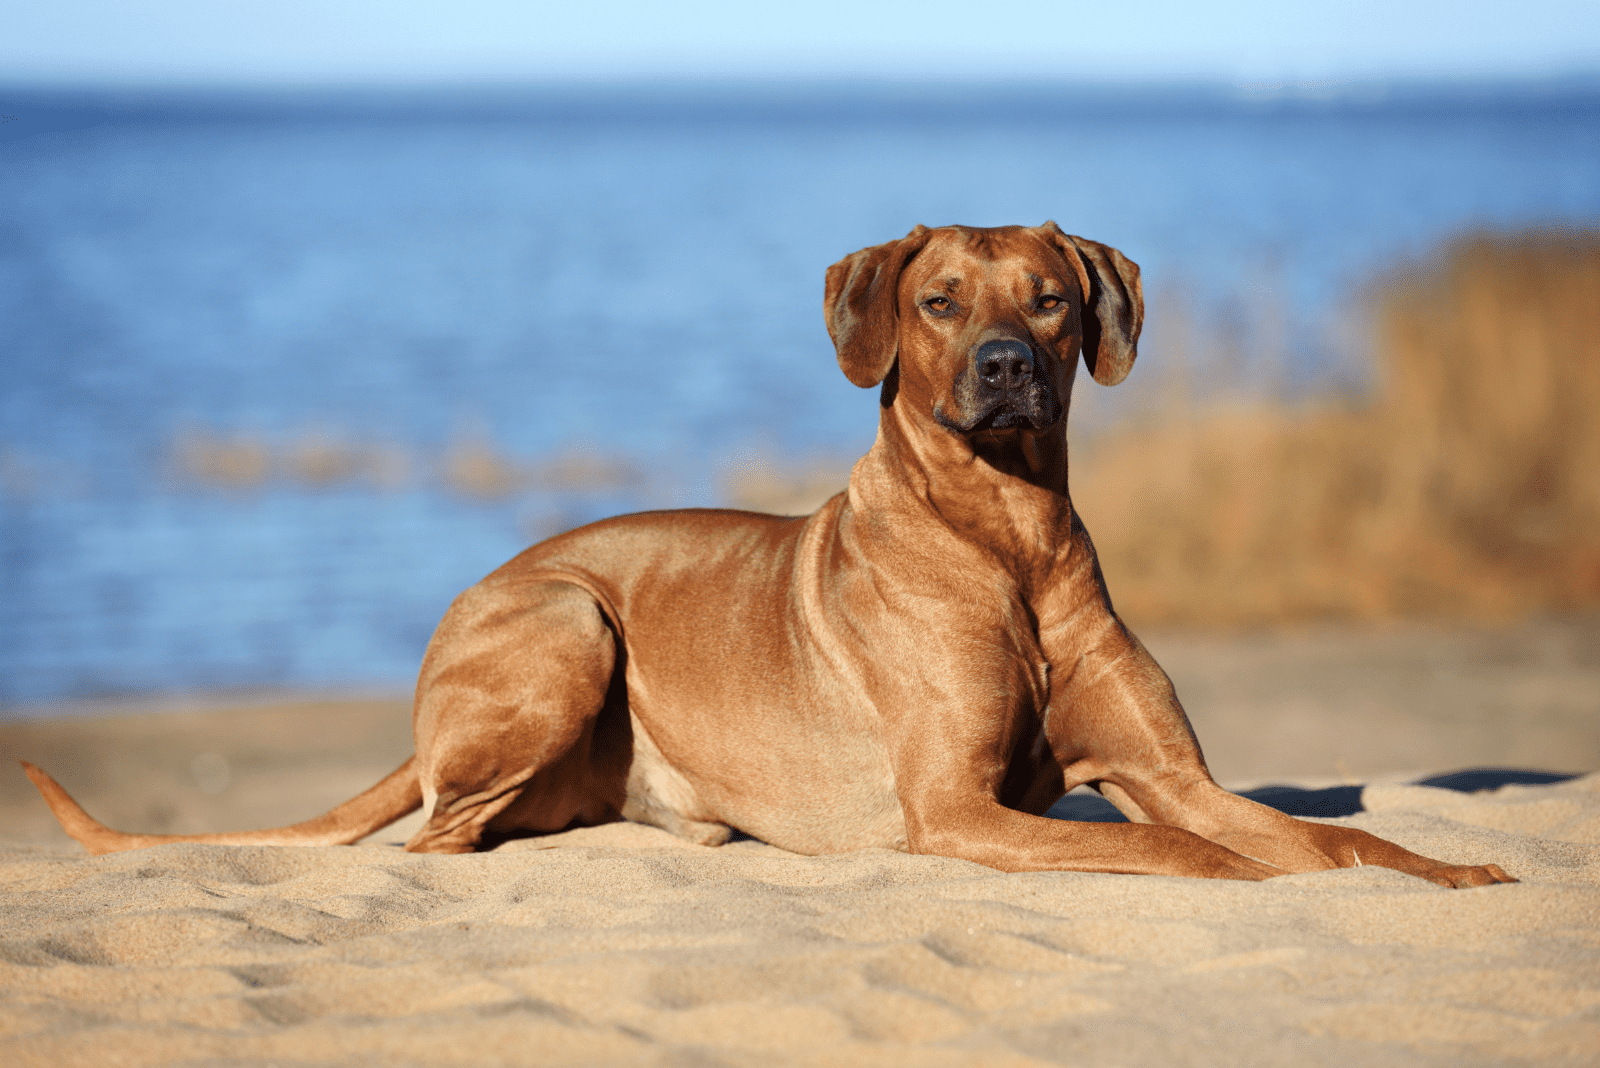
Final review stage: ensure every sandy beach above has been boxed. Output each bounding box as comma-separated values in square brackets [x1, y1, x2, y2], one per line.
[2, 617, 1597, 1066]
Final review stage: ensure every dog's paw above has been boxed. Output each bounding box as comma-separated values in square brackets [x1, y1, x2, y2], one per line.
[1417, 862, 1518, 888]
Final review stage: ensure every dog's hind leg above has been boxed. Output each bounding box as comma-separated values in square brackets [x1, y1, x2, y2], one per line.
[405, 576, 628, 854]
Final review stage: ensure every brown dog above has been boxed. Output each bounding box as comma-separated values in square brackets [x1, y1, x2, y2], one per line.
[25, 223, 1513, 887]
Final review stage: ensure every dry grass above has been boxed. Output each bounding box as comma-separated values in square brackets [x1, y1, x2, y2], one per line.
[171, 434, 640, 500]
[1072, 228, 1600, 626]
[723, 458, 856, 516]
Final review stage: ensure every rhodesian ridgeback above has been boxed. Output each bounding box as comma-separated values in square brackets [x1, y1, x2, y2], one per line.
[25, 223, 1514, 886]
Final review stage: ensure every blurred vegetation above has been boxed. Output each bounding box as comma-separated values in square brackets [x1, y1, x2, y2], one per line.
[728, 228, 1600, 626]
[1074, 228, 1599, 625]
[171, 433, 641, 500]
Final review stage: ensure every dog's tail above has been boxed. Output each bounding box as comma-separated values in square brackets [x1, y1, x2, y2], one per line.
[19, 757, 424, 856]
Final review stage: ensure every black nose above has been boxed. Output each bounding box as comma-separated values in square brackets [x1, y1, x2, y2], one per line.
[976, 339, 1035, 391]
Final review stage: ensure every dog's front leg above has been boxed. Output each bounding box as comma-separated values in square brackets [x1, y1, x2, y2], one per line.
[883, 691, 1279, 880]
[896, 779, 1279, 880]
[1043, 621, 1515, 887]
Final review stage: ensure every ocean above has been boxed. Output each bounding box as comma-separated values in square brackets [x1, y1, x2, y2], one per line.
[3, 81, 1597, 704]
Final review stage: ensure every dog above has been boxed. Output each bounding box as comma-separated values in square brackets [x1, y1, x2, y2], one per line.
[25, 223, 1513, 887]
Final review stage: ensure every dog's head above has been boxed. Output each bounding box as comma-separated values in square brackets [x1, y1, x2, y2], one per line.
[824, 223, 1143, 435]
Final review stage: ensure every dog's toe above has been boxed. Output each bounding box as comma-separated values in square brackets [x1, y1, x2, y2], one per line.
[1422, 862, 1519, 888]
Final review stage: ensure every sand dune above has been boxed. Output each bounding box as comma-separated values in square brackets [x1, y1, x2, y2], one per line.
[0, 774, 1595, 1066]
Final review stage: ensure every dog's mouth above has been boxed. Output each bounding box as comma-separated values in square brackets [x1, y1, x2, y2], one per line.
[935, 398, 1063, 435]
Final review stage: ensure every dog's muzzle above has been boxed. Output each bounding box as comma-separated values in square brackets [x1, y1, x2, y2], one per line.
[937, 338, 1061, 433]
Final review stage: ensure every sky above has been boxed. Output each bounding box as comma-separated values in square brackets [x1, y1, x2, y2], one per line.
[4, 0, 1600, 87]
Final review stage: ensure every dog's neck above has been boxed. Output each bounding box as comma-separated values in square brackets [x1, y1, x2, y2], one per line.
[852, 400, 1080, 590]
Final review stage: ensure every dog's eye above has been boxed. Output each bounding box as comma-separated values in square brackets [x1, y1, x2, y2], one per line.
[1037, 295, 1063, 311]
[925, 296, 952, 312]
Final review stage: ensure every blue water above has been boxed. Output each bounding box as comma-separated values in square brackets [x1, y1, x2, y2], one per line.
[3, 82, 1598, 705]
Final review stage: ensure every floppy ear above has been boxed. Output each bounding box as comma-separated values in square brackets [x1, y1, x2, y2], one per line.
[1040, 221, 1144, 386]
[824, 225, 931, 388]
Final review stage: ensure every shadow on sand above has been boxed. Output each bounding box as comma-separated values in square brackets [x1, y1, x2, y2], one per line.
[1044, 768, 1579, 824]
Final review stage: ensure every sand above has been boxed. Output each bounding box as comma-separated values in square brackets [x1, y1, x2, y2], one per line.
[2, 779, 1597, 1067]
[2, 619, 1598, 1066]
